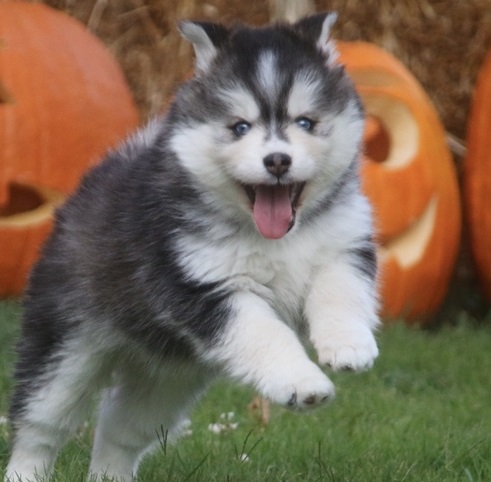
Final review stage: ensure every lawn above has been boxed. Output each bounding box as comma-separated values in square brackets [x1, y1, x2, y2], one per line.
[0, 300, 490, 481]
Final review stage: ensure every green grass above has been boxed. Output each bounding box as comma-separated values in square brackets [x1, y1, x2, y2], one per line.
[0, 300, 490, 481]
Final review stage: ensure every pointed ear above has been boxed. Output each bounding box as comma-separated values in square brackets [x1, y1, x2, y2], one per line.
[179, 21, 229, 73]
[293, 12, 339, 66]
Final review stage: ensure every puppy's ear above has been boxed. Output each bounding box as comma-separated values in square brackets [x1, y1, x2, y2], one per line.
[179, 21, 229, 73]
[293, 12, 339, 66]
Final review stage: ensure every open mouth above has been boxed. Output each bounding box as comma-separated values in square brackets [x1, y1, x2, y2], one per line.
[242, 182, 306, 239]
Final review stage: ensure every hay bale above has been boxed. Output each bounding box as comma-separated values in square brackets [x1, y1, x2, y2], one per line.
[41, 0, 270, 119]
[40, 0, 490, 145]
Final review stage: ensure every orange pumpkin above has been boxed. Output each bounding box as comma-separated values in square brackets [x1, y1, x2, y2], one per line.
[0, 2, 140, 296]
[465, 50, 491, 301]
[337, 42, 461, 323]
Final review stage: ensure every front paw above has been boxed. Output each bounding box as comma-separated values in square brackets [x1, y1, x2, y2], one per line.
[314, 325, 379, 372]
[258, 360, 335, 410]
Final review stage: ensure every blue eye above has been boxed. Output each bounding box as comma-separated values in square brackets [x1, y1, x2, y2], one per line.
[231, 121, 251, 137]
[296, 117, 316, 132]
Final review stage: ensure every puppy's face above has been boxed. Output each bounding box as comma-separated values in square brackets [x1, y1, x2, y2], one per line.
[170, 15, 364, 239]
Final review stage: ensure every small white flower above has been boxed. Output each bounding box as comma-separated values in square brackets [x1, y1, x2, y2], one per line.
[0, 416, 8, 425]
[220, 412, 235, 421]
[208, 413, 239, 435]
[208, 423, 226, 434]
[239, 453, 250, 462]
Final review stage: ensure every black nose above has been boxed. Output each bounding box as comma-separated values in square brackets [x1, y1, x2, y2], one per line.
[263, 152, 292, 178]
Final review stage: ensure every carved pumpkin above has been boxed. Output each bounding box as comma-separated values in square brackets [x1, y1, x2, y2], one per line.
[465, 50, 491, 301]
[337, 42, 461, 323]
[0, 2, 140, 296]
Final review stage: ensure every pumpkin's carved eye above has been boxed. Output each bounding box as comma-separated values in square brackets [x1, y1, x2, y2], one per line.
[362, 97, 419, 170]
[0, 184, 44, 217]
[0, 183, 63, 228]
[364, 116, 390, 164]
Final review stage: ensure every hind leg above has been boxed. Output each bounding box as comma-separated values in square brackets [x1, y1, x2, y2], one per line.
[5, 338, 107, 482]
[89, 361, 211, 482]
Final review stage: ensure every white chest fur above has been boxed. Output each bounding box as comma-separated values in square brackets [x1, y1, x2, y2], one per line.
[176, 225, 332, 328]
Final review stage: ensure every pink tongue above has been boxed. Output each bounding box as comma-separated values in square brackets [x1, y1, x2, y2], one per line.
[253, 185, 293, 239]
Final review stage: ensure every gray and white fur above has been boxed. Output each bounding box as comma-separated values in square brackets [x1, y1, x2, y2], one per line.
[5, 13, 379, 482]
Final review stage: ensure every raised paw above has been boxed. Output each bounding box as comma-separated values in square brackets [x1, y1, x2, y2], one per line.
[315, 326, 379, 372]
[258, 360, 335, 410]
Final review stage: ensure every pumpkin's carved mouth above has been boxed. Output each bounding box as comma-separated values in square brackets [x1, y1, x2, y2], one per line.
[0, 183, 64, 227]
[379, 196, 438, 269]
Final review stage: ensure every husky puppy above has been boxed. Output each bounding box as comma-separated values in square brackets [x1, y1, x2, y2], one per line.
[5, 13, 379, 482]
